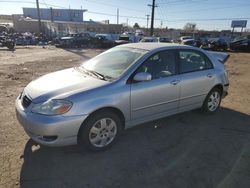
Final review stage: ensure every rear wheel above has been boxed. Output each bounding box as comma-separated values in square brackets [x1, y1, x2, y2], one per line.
[202, 88, 222, 113]
[78, 111, 122, 151]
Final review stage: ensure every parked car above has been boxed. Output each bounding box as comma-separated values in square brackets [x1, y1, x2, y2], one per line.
[16, 43, 229, 151]
[181, 38, 202, 47]
[0, 35, 15, 49]
[114, 34, 131, 46]
[56, 33, 92, 48]
[207, 38, 228, 51]
[158, 37, 171, 43]
[230, 35, 250, 52]
[179, 36, 193, 42]
[93, 34, 114, 48]
[139, 37, 158, 42]
[14, 32, 39, 45]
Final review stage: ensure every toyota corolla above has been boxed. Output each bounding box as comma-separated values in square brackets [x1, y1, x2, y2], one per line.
[16, 43, 229, 151]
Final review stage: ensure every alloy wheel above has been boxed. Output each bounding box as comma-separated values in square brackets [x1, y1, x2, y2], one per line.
[89, 118, 117, 147]
[207, 91, 221, 112]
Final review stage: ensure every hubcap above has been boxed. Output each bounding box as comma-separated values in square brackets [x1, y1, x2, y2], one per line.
[89, 118, 117, 147]
[207, 91, 221, 112]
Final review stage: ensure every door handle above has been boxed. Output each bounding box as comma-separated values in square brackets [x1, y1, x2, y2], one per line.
[170, 80, 180, 85]
[207, 73, 213, 78]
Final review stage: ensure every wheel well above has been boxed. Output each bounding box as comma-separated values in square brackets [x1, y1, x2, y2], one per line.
[212, 84, 223, 95]
[79, 107, 125, 130]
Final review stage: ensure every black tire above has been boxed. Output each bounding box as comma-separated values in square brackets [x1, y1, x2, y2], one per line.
[78, 110, 122, 151]
[7, 42, 15, 50]
[202, 88, 222, 114]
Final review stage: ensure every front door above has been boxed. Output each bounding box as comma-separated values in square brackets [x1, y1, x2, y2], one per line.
[130, 50, 180, 124]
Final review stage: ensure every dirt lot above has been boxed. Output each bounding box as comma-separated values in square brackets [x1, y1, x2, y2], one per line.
[0, 46, 250, 188]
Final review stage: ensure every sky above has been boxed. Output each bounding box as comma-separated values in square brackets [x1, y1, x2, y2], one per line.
[0, 0, 250, 31]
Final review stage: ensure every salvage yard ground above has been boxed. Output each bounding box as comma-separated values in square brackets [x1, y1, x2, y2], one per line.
[0, 46, 250, 188]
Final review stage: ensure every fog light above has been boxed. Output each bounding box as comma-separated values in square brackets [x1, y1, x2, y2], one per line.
[38, 135, 58, 142]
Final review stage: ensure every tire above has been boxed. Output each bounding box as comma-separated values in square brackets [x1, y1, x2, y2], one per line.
[78, 110, 122, 151]
[202, 88, 222, 114]
[7, 42, 15, 50]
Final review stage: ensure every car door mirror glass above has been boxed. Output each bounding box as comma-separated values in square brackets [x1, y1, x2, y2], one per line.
[133, 72, 152, 82]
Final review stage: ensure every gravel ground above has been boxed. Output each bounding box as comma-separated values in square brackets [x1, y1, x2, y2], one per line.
[0, 46, 249, 188]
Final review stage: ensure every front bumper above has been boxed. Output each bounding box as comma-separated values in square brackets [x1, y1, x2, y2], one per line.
[16, 97, 88, 146]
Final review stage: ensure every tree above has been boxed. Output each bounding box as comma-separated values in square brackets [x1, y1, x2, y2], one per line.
[183, 23, 197, 31]
[133, 23, 140, 29]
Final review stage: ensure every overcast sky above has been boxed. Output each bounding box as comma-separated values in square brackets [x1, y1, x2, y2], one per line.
[0, 0, 250, 31]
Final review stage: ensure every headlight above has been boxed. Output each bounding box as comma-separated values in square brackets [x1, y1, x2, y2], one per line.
[31, 100, 72, 115]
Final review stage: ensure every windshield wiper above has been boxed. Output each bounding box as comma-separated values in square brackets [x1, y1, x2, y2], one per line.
[76, 67, 92, 76]
[77, 67, 113, 81]
[88, 70, 106, 80]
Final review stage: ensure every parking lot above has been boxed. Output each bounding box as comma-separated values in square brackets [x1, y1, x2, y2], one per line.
[0, 46, 250, 188]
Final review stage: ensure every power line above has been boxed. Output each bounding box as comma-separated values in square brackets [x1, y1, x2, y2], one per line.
[41, 0, 49, 9]
[1, 0, 250, 25]
[156, 6, 166, 26]
[163, 3, 250, 14]
[158, 0, 208, 5]
[0, 0, 66, 8]
[86, 11, 147, 20]
[167, 17, 250, 22]
[84, 0, 145, 12]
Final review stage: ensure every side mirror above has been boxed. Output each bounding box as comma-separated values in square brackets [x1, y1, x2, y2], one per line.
[133, 72, 152, 82]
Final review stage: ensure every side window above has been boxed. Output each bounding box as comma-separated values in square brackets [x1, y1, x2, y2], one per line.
[205, 56, 213, 69]
[178, 50, 211, 73]
[136, 50, 176, 80]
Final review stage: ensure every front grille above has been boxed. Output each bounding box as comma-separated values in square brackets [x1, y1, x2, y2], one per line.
[22, 95, 32, 108]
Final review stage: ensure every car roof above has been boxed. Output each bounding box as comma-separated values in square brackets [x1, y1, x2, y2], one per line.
[142, 37, 156, 39]
[95, 34, 110, 36]
[182, 39, 195, 42]
[120, 42, 190, 51]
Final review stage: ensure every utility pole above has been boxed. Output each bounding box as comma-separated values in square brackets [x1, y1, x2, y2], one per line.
[148, 0, 157, 36]
[117, 8, 119, 24]
[50, 7, 53, 22]
[146, 14, 150, 35]
[36, 0, 42, 33]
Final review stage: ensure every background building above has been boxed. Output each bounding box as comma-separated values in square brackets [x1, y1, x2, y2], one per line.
[12, 14, 122, 36]
[23, 8, 86, 22]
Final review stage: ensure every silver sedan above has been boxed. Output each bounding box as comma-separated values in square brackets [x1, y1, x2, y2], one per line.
[16, 43, 229, 151]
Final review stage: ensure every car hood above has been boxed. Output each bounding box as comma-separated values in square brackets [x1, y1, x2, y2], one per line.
[24, 68, 108, 103]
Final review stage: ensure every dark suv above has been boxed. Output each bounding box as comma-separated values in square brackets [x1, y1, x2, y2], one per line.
[56, 33, 92, 48]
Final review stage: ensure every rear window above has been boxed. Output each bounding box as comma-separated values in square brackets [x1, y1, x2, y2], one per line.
[178, 50, 213, 73]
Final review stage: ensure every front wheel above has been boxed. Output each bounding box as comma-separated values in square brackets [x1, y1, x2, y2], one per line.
[78, 111, 122, 151]
[202, 88, 222, 113]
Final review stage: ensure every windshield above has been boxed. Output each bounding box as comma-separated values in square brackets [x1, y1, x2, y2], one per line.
[81, 47, 147, 80]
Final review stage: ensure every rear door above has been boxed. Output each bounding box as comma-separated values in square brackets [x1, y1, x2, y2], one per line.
[177, 49, 215, 111]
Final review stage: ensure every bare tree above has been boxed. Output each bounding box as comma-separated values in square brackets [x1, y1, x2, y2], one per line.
[133, 23, 140, 29]
[183, 23, 197, 31]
